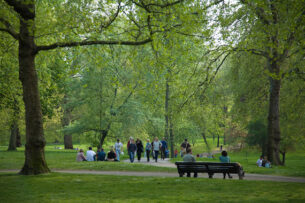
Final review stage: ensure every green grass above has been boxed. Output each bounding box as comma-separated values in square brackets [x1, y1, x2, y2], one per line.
[0, 173, 304, 202]
[0, 146, 175, 173]
[171, 150, 305, 177]
[2, 143, 305, 177]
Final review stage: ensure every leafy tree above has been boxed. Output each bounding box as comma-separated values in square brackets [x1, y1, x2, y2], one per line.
[215, 0, 305, 164]
[0, 0, 195, 174]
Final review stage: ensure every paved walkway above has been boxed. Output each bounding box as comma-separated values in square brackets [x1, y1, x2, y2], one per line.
[121, 158, 305, 183]
[1, 169, 305, 183]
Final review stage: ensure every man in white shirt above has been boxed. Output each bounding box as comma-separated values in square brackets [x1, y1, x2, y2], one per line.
[256, 155, 263, 167]
[115, 139, 123, 161]
[86, 147, 96, 161]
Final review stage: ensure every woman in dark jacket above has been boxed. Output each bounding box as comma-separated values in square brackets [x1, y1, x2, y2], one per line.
[128, 139, 137, 163]
[136, 138, 143, 162]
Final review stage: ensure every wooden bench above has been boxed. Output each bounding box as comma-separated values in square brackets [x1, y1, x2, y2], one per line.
[175, 162, 245, 180]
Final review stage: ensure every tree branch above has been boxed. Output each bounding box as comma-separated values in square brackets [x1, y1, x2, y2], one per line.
[101, 1, 122, 30]
[0, 17, 19, 40]
[4, 0, 35, 20]
[233, 47, 268, 58]
[36, 38, 152, 53]
[179, 52, 230, 111]
[117, 84, 138, 111]
[240, 0, 270, 25]
[143, 0, 184, 8]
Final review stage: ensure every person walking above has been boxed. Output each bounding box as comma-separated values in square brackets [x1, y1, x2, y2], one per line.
[219, 151, 232, 179]
[161, 137, 168, 160]
[128, 139, 137, 163]
[114, 139, 123, 161]
[180, 139, 191, 157]
[152, 137, 162, 162]
[136, 138, 144, 162]
[145, 139, 152, 162]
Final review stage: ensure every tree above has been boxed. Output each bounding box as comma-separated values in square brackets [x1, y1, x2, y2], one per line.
[215, 0, 305, 164]
[0, 32, 23, 151]
[0, 0, 188, 174]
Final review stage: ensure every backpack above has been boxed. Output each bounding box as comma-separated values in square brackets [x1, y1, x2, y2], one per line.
[146, 143, 152, 151]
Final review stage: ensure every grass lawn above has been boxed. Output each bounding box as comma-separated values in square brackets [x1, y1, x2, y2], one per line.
[0, 146, 175, 173]
[1, 143, 305, 177]
[171, 150, 305, 177]
[0, 173, 304, 202]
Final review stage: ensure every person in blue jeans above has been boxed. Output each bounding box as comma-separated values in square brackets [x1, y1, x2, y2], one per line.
[128, 139, 137, 163]
[152, 137, 162, 162]
[161, 137, 168, 160]
[114, 139, 123, 161]
[145, 139, 152, 162]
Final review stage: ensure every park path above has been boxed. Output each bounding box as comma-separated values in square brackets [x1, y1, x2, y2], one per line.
[2, 165, 305, 183]
[121, 158, 305, 183]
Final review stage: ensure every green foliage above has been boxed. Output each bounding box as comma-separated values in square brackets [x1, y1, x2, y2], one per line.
[246, 120, 267, 155]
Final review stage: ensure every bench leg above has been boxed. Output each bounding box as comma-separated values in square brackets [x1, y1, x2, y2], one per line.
[238, 171, 244, 180]
[208, 173, 213, 179]
[179, 173, 184, 177]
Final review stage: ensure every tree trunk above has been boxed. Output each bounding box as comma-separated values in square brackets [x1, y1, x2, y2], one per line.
[8, 121, 18, 151]
[169, 120, 174, 158]
[202, 132, 210, 152]
[16, 127, 21, 147]
[217, 134, 220, 147]
[8, 100, 20, 150]
[164, 79, 169, 141]
[19, 18, 50, 175]
[64, 135, 73, 149]
[62, 95, 73, 149]
[100, 130, 108, 148]
[267, 60, 282, 165]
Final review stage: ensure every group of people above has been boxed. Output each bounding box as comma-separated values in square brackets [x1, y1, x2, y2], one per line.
[76, 139, 124, 162]
[76, 137, 169, 163]
[127, 137, 168, 163]
[256, 155, 272, 168]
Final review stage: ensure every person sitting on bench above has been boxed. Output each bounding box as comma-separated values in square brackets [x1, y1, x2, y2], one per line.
[219, 151, 232, 179]
[183, 148, 197, 177]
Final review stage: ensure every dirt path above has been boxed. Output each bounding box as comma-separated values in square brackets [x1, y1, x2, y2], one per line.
[1, 168, 305, 183]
